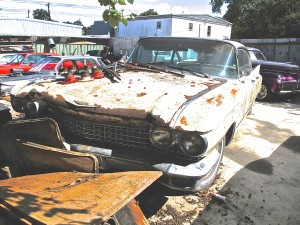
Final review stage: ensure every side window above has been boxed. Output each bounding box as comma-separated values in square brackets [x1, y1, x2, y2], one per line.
[23, 55, 35, 64]
[157, 21, 161, 29]
[189, 23, 193, 31]
[207, 26, 211, 37]
[86, 59, 98, 68]
[237, 49, 252, 76]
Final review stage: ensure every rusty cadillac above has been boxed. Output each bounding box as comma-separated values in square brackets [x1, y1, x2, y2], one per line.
[8, 37, 262, 192]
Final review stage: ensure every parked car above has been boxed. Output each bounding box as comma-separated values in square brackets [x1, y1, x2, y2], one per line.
[10, 37, 262, 192]
[0, 55, 106, 96]
[247, 47, 300, 101]
[0, 53, 16, 64]
[0, 52, 59, 76]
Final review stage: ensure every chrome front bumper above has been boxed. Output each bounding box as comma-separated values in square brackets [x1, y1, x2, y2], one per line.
[70, 144, 222, 192]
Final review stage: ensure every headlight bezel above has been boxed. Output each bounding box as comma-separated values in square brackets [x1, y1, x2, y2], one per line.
[149, 126, 175, 150]
[10, 96, 25, 112]
[178, 132, 208, 157]
[149, 125, 208, 157]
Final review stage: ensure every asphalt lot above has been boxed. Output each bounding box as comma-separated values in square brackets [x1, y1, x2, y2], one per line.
[1, 94, 300, 225]
[138, 94, 300, 225]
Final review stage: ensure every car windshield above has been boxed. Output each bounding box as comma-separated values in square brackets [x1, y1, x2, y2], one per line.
[249, 50, 266, 61]
[127, 38, 238, 78]
[29, 57, 60, 73]
[7, 54, 26, 64]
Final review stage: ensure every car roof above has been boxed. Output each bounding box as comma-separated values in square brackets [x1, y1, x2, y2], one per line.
[138, 36, 247, 49]
[246, 47, 261, 52]
[44, 55, 102, 59]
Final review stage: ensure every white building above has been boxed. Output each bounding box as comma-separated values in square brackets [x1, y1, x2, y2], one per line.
[0, 18, 83, 37]
[117, 14, 232, 40]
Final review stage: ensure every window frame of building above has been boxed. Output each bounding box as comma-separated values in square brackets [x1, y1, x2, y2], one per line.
[207, 25, 211, 37]
[157, 21, 161, 29]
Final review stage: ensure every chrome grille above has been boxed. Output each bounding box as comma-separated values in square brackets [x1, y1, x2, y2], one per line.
[47, 109, 194, 161]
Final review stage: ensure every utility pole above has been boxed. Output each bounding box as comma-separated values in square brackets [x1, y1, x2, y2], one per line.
[28, 10, 30, 18]
[46, 2, 51, 20]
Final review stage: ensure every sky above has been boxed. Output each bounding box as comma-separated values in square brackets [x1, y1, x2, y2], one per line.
[0, 0, 228, 27]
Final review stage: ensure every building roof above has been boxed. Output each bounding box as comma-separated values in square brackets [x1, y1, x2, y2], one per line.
[128, 14, 232, 26]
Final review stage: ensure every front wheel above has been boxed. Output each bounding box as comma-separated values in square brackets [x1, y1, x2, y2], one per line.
[256, 83, 273, 101]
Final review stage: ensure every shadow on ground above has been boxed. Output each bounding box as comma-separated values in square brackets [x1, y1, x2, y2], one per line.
[193, 136, 300, 225]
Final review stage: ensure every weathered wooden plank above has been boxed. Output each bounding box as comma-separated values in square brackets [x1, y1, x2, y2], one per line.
[0, 171, 162, 224]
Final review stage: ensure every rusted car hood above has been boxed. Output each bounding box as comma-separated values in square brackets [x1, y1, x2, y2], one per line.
[16, 70, 243, 132]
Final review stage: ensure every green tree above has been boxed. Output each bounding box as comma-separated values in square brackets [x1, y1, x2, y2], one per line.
[63, 20, 91, 35]
[129, 12, 137, 19]
[99, 0, 134, 27]
[210, 0, 300, 38]
[139, 9, 158, 17]
[32, 8, 51, 21]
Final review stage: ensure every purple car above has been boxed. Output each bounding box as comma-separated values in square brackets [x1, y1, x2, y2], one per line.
[248, 47, 300, 101]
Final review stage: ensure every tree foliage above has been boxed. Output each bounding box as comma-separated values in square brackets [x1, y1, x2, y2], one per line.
[139, 9, 158, 17]
[99, 0, 134, 27]
[210, 0, 300, 38]
[63, 20, 91, 35]
[32, 9, 51, 21]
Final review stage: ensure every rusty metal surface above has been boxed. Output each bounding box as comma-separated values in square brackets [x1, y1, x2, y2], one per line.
[16, 140, 99, 174]
[16, 70, 222, 126]
[0, 171, 162, 224]
[0, 118, 66, 170]
[14, 66, 261, 133]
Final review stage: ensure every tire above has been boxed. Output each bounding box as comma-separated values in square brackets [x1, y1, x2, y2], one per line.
[256, 83, 273, 101]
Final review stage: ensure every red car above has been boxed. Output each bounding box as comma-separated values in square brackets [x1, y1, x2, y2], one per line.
[0, 52, 59, 75]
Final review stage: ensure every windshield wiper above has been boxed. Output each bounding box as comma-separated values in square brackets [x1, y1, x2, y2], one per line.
[125, 62, 185, 77]
[167, 65, 210, 78]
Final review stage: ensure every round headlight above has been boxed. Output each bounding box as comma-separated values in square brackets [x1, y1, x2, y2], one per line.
[277, 75, 282, 84]
[11, 97, 24, 112]
[25, 100, 40, 119]
[150, 126, 174, 149]
[179, 132, 207, 157]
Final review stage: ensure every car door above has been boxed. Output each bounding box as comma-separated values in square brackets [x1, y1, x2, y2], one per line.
[237, 48, 261, 115]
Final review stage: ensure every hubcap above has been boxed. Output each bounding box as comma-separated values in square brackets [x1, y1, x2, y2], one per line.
[257, 84, 268, 100]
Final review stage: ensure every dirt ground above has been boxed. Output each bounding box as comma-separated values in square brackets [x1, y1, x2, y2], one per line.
[1, 94, 300, 225]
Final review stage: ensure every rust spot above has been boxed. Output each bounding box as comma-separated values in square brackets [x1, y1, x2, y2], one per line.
[191, 84, 195, 87]
[55, 94, 65, 102]
[206, 95, 224, 106]
[180, 116, 188, 126]
[175, 125, 184, 130]
[216, 94, 224, 106]
[206, 97, 214, 104]
[231, 89, 238, 96]
[137, 92, 147, 97]
[94, 95, 98, 97]
[151, 114, 169, 126]
[115, 98, 121, 101]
